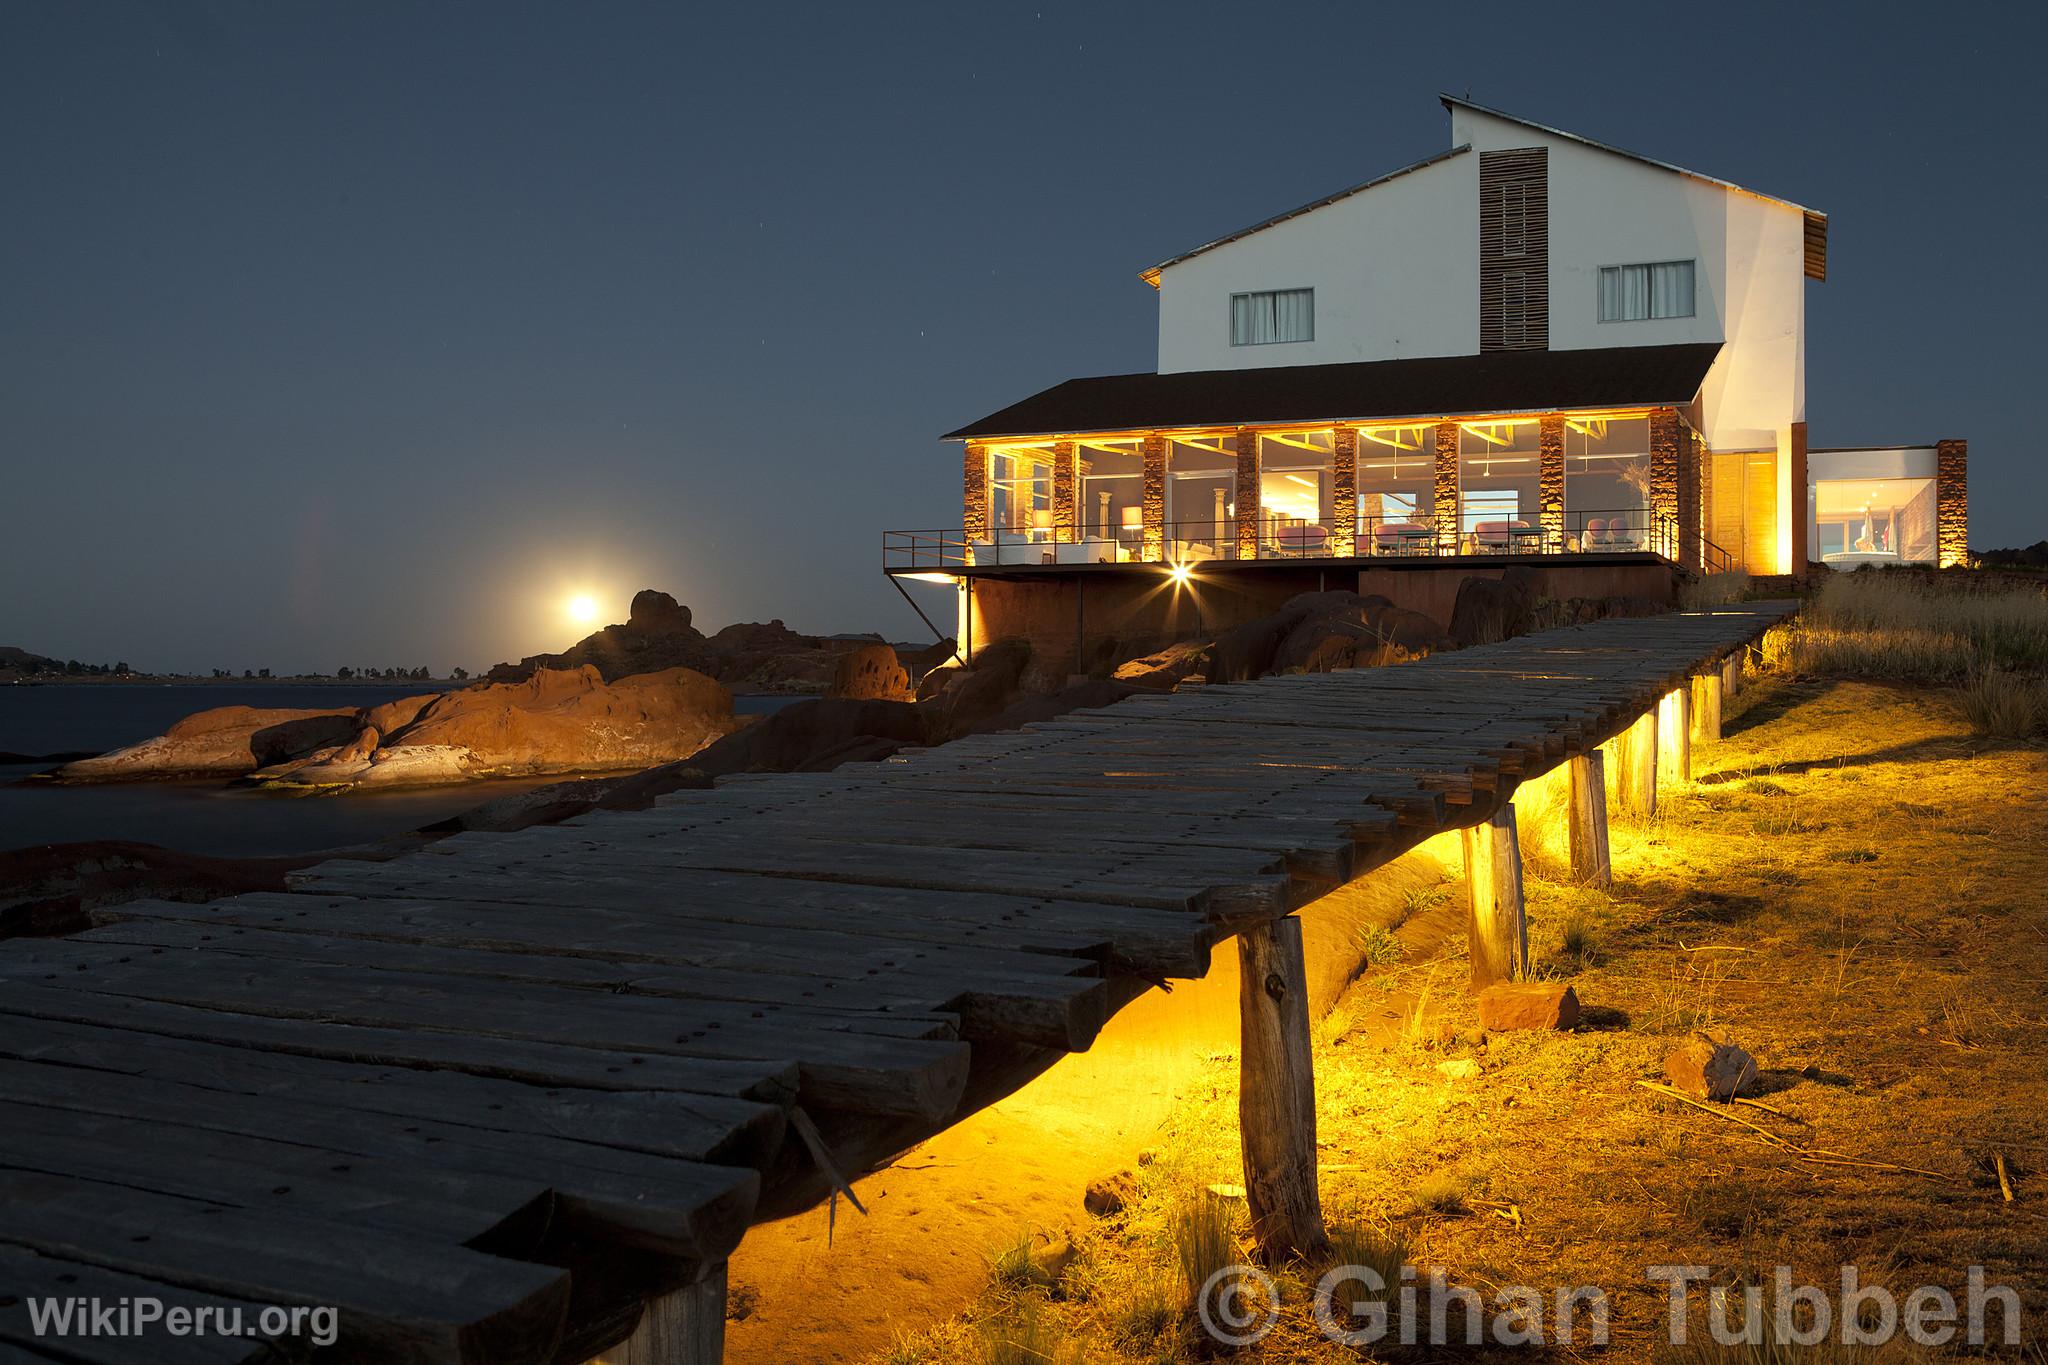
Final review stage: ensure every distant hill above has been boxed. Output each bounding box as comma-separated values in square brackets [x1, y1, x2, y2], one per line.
[0, 646, 61, 670]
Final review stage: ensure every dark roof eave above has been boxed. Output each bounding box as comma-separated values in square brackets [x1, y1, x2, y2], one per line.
[941, 343, 1724, 443]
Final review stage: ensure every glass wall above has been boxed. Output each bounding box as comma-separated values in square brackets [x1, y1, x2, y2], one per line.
[988, 446, 1054, 536]
[1562, 416, 1652, 550]
[1253, 431, 1335, 556]
[1165, 436, 1236, 561]
[1356, 423, 1435, 554]
[1815, 477, 1936, 564]
[1078, 442, 1143, 558]
[1458, 421, 1540, 550]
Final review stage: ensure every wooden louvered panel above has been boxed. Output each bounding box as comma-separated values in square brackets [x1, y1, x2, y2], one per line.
[1479, 148, 1549, 352]
[1803, 212, 1827, 282]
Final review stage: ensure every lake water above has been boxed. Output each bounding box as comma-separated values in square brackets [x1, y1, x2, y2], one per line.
[0, 683, 803, 858]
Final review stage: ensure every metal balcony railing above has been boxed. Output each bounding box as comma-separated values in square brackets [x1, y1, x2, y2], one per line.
[886, 508, 1708, 571]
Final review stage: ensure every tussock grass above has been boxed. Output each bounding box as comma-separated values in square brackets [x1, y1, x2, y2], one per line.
[1408, 1173, 1469, 1216]
[1167, 1192, 1237, 1308]
[1953, 669, 2047, 738]
[1761, 571, 2048, 682]
[975, 1295, 1066, 1365]
[1680, 569, 1752, 610]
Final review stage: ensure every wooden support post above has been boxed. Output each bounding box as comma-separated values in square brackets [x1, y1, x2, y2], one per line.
[1461, 803, 1527, 988]
[1237, 915, 1323, 1261]
[1691, 672, 1723, 744]
[1568, 752, 1612, 889]
[1611, 710, 1657, 816]
[595, 1263, 726, 1365]
[1658, 688, 1691, 785]
[1721, 653, 1740, 701]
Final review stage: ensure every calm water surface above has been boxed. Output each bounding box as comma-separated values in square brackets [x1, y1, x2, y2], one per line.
[0, 683, 801, 857]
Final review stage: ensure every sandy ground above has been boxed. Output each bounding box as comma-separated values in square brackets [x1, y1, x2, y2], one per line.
[862, 675, 2048, 1362]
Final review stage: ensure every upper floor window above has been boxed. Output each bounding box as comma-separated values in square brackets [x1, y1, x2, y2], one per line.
[1230, 288, 1314, 346]
[1599, 261, 1694, 322]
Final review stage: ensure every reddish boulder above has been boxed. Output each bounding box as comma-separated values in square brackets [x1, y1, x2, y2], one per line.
[1476, 982, 1580, 1032]
[827, 643, 912, 702]
[1664, 1034, 1761, 1102]
[54, 706, 361, 781]
[383, 665, 739, 772]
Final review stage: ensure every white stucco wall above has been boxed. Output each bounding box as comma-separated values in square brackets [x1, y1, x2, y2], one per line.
[1152, 107, 1809, 455]
[1154, 151, 1476, 374]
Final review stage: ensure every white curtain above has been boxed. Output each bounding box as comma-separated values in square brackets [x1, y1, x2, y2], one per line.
[1601, 262, 1693, 321]
[1649, 261, 1693, 318]
[1232, 289, 1313, 344]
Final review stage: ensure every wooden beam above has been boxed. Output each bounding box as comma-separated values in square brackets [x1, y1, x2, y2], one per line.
[1568, 752, 1612, 889]
[1658, 688, 1691, 785]
[1236, 916, 1323, 1261]
[1462, 804, 1527, 988]
[1721, 653, 1741, 701]
[594, 1263, 726, 1365]
[1611, 710, 1657, 817]
[1691, 673, 1722, 745]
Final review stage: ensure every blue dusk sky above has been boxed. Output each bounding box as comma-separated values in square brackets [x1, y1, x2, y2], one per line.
[2, 1, 2041, 674]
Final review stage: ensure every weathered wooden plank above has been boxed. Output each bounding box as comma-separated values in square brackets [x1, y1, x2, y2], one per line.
[0, 1171, 570, 1365]
[0, 1058, 758, 1262]
[0, 1014, 784, 1170]
[0, 949, 971, 1122]
[0, 1243, 312, 1365]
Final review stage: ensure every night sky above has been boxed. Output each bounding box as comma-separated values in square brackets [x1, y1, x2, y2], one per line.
[4, 1, 2041, 675]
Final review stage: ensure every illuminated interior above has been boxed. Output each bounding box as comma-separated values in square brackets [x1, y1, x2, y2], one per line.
[1813, 476, 1936, 564]
[1562, 415, 1652, 549]
[1457, 420, 1540, 548]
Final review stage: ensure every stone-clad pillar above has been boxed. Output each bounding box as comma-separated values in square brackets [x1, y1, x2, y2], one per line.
[1142, 433, 1167, 561]
[1051, 440, 1078, 539]
[963, 442, 989, 541]
[1538, 415, 1565, 551]
[1433, 421, 1461, 552]
[1330, 427, 1358, 557]
[1937, 438, 1969, 568]
[1677, 427, 1704, 569]
[1648, 408, 1682, 560]
[1235, 427, 1260, 560]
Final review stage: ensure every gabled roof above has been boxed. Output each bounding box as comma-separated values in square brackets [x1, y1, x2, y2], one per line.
[1140, 145, 1470, 286]
[942, 342, 1723, 442]
[1441, 95, 1823, 218]
[1142, 99, 1829, 285]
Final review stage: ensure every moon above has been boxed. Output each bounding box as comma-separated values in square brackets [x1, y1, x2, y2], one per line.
[566, 594, 600, 626]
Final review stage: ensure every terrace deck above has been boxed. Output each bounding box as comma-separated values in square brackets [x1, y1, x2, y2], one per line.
[0, 601, 1798, 1363]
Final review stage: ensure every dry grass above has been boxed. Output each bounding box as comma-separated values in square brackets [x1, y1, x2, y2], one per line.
[863, 674, 2048, 1363]
[1953, 669, 2048, 738]
[1761, 570, 2048, 682]
[1680, 569, 1753, 610]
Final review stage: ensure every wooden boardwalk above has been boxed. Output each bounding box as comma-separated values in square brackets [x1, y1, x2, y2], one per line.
[0, 602, 1796, 1363]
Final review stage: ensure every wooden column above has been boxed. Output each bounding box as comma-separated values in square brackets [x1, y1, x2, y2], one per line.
[1658, 688, 1691, 785]
[1141, 433, 1167, 562]
[1721, 653, 1740, 701]
[596, 1264, 726, 1365]
[962, 442, 989, 543]
[1568, 752, 1612, 888]
[1691, 672, 1722, 744]
[1538, 414, 1566, 550]
[1462, 804, 1527, 988]
[1234, 427, 1260, 560]
[1433, 421, 1461, 551]
[1612, 710, 1657, 816]
[1237, 915, 1323, 1261]
[1330, 426, 1358, 557]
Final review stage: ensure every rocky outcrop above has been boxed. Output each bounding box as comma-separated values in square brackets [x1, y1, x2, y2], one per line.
[249, 666, 743, 791]
[827, 643, 912, 702]
[484, 588, 922, 696]
[54, 706, 364, 782]
[1123, 590, 1455, 688]
[55, 666, 743, 793]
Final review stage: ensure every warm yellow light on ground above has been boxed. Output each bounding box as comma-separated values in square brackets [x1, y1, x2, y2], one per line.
[566, 594, 601, 626]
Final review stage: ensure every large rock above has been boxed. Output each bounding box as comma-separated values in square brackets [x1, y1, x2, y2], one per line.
[1664, 1033, 1761, 1102]
[53, 706, 362, 781]
[827, 643, 912, 702]
[684, 698, 931, 776]
[247, 666, 743, 791]
[1477, 982, 1580, 1032]
[1449, 571, 1539, 648]
[1113, 639, 1213, 690]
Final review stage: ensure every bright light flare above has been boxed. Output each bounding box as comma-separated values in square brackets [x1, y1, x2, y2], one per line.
[1168, 563, 1193, 585]
[566, 594, 602, 626]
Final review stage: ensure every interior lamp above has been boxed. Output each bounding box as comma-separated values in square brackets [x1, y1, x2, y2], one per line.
[1120, 506, 1143, 529]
